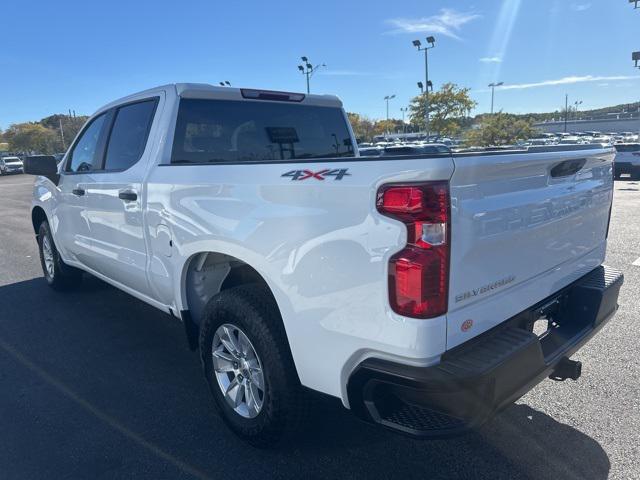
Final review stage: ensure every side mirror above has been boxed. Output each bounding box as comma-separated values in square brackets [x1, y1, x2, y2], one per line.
[24, 155, 60, 184]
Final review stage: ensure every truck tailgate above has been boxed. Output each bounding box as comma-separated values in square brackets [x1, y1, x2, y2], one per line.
[446, 146, 615, 349]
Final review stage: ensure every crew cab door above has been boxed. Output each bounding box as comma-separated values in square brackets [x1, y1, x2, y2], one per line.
[55, 111, 111, 264]
[82, 97, 160, 297]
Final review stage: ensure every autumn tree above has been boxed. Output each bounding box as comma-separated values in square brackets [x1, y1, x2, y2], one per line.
[347, 113, 375, 142]
[347, 114, 407, 142]
[465, 113, 538, 146]
[3, 123, 60, 154]
[409, 83, 476, 137]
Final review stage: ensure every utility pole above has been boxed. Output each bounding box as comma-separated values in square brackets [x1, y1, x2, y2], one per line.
[59, 118, 66, 150]
[297, 57, 326, 94]
[413, 37, 436, 140]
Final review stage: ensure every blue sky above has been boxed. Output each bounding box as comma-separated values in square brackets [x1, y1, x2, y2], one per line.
[1, 0, 639, 128]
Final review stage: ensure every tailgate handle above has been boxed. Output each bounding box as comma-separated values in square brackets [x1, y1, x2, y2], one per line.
[550, 158, 587, 178]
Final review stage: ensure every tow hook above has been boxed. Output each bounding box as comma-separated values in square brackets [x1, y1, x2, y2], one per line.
[549, 357, 582, 381]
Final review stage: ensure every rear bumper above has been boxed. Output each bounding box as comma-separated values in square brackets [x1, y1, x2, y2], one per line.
[346, 265, 623, 438]
[615, 162, 640, 176]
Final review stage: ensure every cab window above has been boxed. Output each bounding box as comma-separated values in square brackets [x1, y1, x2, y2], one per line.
[103, 99, 157, 171]
[66, 113, 108, 173]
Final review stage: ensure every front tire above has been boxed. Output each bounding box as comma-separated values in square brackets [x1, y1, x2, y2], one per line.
[37, 221, 83, 290]
[199, 285, 306, 447]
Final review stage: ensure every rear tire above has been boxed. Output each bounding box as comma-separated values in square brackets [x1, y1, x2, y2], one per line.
[37, 221, 83, 290]
[199, 285, 306, 447]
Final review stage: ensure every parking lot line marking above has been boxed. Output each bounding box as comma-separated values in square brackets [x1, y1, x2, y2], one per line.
[633, 257, 640, 267]
[0, 338, 214, 480]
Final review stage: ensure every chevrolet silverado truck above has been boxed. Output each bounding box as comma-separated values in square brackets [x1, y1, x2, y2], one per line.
[24, 84, 623, 446]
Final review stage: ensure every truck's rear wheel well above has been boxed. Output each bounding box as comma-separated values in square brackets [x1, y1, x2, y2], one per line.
[31, 206, 47, 234]
[182, 252, 280, 350]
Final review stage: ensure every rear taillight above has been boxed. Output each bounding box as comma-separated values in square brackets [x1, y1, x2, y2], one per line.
[377, 182, 450, 319]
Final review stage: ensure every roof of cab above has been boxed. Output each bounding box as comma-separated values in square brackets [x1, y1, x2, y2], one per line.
[97, 83, 342, 114]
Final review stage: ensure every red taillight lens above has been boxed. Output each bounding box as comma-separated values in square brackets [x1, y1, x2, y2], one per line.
[377, 182, 450, 319]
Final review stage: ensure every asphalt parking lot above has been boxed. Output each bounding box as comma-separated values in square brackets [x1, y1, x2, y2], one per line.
[0, 173, 638, 480]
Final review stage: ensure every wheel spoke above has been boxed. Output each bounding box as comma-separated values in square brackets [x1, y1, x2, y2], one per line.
[238, 332, 250, 357]
[212, 350, 235, 372]
[225, 377, 243, 407]
[221, 325, 239, 354]
[249, 364, 264, 390]
[245, 382, 260, 416]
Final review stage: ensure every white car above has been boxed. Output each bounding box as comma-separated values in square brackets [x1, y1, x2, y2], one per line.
[614, 143, 640, 179]
[24, 84, 623, 445]
[0, 156, 24, 174]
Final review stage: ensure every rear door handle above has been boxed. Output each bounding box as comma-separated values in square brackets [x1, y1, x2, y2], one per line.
[118, 190, 138, 202]
[72, 188, 85, 196]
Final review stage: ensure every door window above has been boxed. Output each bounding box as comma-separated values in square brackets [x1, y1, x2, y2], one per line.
[103, 99, 157, 171]
[66, 113, 108, 172]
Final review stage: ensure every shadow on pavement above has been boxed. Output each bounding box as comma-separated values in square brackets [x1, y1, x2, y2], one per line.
[0, 276, 610, 480]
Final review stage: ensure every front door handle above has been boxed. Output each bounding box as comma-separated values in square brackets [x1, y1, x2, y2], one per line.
[118, 190, 138, 202]
[72, 188, 85, 196]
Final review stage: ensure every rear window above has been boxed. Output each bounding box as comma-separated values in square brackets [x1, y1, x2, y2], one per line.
[615, 144, 640, 153]
[171, 99, 355, 164]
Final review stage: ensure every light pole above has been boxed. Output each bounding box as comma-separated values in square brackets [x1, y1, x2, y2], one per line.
[400, 107, 408, 133]
[564, 94, 569, 133]
[413, 36, 436, 139]
[297, 56, 326, 94]
[574, 100, 583, 121]
[384, 95, 396, 121]
[488, 82, 504, 114]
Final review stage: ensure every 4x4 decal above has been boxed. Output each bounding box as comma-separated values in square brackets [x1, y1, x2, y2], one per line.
[281, 168, 350, 181]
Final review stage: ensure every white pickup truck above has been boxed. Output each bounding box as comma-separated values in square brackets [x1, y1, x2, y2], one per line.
[25, 84, 623, 446]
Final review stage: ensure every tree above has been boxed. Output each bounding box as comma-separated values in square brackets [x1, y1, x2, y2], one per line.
[347, 113, 375, 142]
[465, 113, 538, 147]
[409, 83, 477, 137]
[347, 114, 407, 142]
[3, 123, 60, 154]
[372, 119, 404, 137]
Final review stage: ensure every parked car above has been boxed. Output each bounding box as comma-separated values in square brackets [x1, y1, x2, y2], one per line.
[526, 138, 554, 146]
[25, 84, 623, 446]
[614, 143, 640, 179]
[0, 156, 24, 174]
[358, 146, 382, 157]
[559, 136, 585, 145]
[382, 143, 450, 156]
